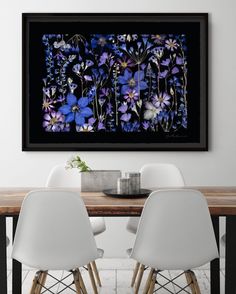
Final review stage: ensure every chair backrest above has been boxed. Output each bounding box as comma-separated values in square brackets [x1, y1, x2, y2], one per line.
[131, 189, 219, 270]
[12, 190, 98, 270]
[140, 163, 185, 189]
[46, 164, 81, 188]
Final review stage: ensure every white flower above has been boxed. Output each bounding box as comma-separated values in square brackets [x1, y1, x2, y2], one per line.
[153, 92, 171, 109]
[165, 39, 178, 51]
[76, 124, 94, 132]
[144, 102, 161, 120]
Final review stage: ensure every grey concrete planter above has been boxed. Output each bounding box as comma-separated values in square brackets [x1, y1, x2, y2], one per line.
[81, 170, 121, 192]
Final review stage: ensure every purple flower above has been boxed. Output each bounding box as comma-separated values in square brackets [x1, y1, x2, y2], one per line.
[159, 70, 168, 79]
[120, 113, 131, 122]
[171, 67, 179, 74]
[117, 56, 135, 70]
[118, 103, 128, 113]
[84, 75, 92, 81]
[124, 89, 139, 103]
[56, 95, 65, 103]
[169, 76, 181, 87]
[153, 92, 171, 109]
[161, 59, 171, 66]
[88, 117, 96, 126]
[100, 88, 110, 97]
[165, 39, 178, 51]
[98, 121, 106, 130]
[43, 111, 64, 132]
[142, 121, 150, 130]
[106, 103, 113, 115]
[176, 56, 184, 65]
[151, 34, 165, 44]
[99, 52, 109, 65]
[42, 98, 55, 112]
[118, 69, 148, 94]
[59, 93, 93, 126]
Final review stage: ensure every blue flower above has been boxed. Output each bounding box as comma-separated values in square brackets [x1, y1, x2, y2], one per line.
[59, 93, 93, 126]
[122, 121, 140, 132]
[91, 34, 114, 49]
[118, 69, 148, 94]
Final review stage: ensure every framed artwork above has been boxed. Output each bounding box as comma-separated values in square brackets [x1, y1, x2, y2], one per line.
[22, 13, 208, 151]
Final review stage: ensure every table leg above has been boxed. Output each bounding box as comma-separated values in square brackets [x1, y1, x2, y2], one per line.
[211, 216, 220, 294]
[0, 216, 7, 294]
[12, 216, 22, 294]
[225, 216, 236, 294]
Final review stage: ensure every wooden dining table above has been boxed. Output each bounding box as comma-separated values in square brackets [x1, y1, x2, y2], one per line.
[0, 186, 236, 294]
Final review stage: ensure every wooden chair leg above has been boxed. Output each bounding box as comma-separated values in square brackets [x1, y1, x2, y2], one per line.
[77, 269, 88, 294]
[134, 264, 145, 294]
[131, 262, 140, 287]
[34, 271, 46, 294]
[72, 268, 88, 294]
[40, 271, 48, 287]
[30, 271, 41, 294]
[143, 268, 154, 294]
[148, 271, 157, 294]
[91, 261, 102, 287]
[73, 269, 82, 294]
[189, 270, 201, 294]
[87, 263, 98, 294]
[185, 270, 196, 294]
[35, 271, 48, 294]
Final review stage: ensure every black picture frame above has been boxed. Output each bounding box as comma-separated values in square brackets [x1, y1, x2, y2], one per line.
[22, 13, 208, 151]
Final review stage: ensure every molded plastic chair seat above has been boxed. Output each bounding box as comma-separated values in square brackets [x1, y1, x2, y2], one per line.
[221, 233, 226, 246]
[46, 164, 106, 237]
[126, 163, 185, 235]
[90, 217, 106, 236]
[12, 190, 99, 293]
[130, 189, 219, 293]
[127, 163, 185, 292]
[46, 164, 105, 291]
[126, 217, 139, 234]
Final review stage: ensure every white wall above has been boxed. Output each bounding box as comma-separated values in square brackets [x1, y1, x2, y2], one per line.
[0, 0, 235, 257]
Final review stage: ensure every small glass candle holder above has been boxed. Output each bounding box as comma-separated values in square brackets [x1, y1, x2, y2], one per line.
[117, 177, 130, 194]
[125, 172, 141, 194]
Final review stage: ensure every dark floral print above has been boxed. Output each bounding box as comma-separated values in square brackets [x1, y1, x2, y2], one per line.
[42, 33, 188, 132]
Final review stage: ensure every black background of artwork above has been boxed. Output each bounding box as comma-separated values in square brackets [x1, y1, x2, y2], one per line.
[23, 13, 207, 151]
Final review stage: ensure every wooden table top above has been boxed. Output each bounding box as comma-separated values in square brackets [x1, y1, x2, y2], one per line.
[0, 187, 236, 216]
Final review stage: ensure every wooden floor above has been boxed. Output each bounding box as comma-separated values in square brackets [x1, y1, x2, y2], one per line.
[7, 259, 225, 294]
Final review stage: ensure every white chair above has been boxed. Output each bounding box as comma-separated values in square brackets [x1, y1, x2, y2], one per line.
[46, 164, 106, 289]
[12, 190, 99, 293]
[127, 163, 185, 291]
[130, 189, 219, 294]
